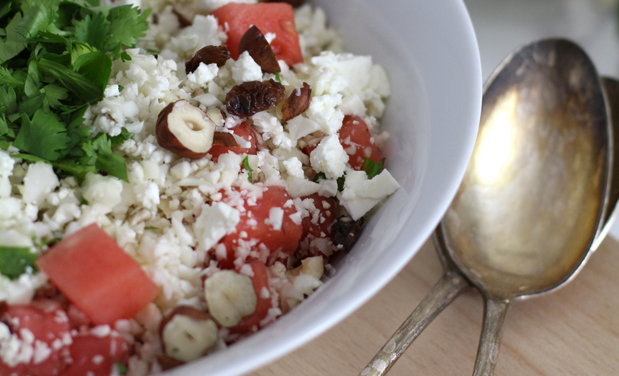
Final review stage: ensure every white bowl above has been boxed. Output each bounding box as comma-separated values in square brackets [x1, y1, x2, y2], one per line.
[166, 1, 481, 375]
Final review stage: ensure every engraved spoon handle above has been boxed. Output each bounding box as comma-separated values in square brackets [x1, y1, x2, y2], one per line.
[360, 270, 469, 376]
[472, 297, 511, 376]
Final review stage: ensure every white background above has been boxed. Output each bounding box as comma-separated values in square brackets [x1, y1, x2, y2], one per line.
[465, 0, 619, 239]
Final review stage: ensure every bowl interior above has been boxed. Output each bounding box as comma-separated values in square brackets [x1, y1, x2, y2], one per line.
[165, 1, 481, 375]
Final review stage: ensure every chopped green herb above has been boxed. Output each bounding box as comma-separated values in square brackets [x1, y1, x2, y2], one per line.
[275, 72, 282, 83]
[242, 156, 253, 182]
[0, 246, 38, 279]
[146, 49, 160, 55]
[0, 0, 149, 182]
[312, 172, 326, 182]
[115, 362, 128, 375]
[144, 226, 158, 231]
[337, 176, 345, 191]
[363, 157, 386, 179]
[118, 85, 124, 92]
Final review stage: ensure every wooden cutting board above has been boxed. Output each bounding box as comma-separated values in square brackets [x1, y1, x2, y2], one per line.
[251, 237, 619, 375]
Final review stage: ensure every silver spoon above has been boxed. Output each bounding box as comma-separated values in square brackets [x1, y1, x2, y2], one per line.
[361, 39, 612, 376]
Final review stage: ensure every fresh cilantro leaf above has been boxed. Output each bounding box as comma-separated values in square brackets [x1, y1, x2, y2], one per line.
[363, 157, 386, 179]
[337, 176, 345, 191]
[0, 2, 11, 19]
[104, 5, 150, 54]
[0, 246, 38, 279]
[242, 156, 253, 182]
[115, 362, 128, 374]
[145, 49, 159, 55]
[118, 85, 123, 92]
[275, 72, 282, 84]
[41, 84, 68, 108]
[0, 13, 28, 63]
[82, 134, 128, 181]
[110, 128, 133, 146]
[24, 60, 41, 98]
[0, 1, 56, 63]
[13, 110, 70, 160]
[0, 116, 9, 137]
[53, 159, 96, 183]
[19, 94, 45, 117]
[0, 86, 17, 115]
[38, 57, 102, 103]
[313, 172, 326, 182]
[144, 226, 158, 231]
[73, 51, 112, 91]
[0, 68, 24, 86]
[74, 12, 108, 49]
[11, 153, 46, 163]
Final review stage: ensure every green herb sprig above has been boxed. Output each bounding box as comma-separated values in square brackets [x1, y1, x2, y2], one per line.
[0, 0, 150, 182]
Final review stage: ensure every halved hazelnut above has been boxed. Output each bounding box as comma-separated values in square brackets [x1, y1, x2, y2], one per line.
[186, 45, 231, 74]
[213, 132, 239, 147]
[288, 256, 324, 280]
[173, 5, 194, 27]
[159, 306, 219, 363]
[205, 270, 257, 327]
[281, 82, 312, 122]
[156, 100, 216, 159]
[239, 25, 280, 73]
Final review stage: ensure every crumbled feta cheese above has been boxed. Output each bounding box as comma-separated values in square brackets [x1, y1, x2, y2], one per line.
[21, 162, 59, 205]
[306, 94, 344, 134]
[286, 116, 321, 142]
[81, 173, 123, 210]
[283, 157, 304, 178]
[232, 51, 263, 84]
[193, 202, 241, 251]
[309, 134, 348, 179]
[268, 207, 284, 231]
[339, 169, 400, 220]
[187, 62, 219, 87]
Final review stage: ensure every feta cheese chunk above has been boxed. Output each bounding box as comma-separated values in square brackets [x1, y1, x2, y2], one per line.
[339, 169, 400, 220]
[309, 134, 348, 179]
[307, 94, 344, 134]
[232, 51, 263, 84]
[193, 202, 241, 252]
[81, 173, 123, 209]
[22, 162, 59, 205]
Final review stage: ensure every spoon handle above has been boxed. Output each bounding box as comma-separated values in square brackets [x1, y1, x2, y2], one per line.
[360, 270, 469, 376]
[472, 297, 511, 376]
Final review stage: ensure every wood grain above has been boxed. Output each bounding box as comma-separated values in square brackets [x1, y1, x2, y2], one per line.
[251, 237, 619, 375]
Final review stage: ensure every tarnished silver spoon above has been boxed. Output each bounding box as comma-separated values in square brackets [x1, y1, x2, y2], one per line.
[361, 39, 612, 376]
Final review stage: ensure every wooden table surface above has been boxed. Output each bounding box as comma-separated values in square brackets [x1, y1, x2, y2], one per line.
[251, 237, 619, 375]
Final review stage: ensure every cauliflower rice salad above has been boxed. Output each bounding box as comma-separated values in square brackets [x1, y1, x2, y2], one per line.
[0, 0, 400, 374]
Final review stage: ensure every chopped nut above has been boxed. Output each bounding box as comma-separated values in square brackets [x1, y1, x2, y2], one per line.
[281, 82, 312, 122]
[288, 256, 324, 280]
[205, 270, 257, 327]
[156, 100, 216, 159]
[206, 107, 225, 126]
[239, 26, 280, 73]
[300, 256, 324, 280]
[159, 306, 218, 363]
[213, 132, 239, 147]
[226, 79, 285, 117]
[186, 45, 231, 74]
[172, 5, 194, 27]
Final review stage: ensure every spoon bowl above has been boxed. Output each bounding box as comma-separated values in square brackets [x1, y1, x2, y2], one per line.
[438, 38, 611, 375]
